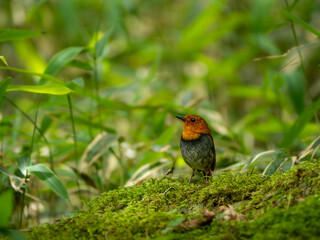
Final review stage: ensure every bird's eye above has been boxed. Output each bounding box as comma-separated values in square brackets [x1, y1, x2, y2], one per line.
[191, 118, 195, 122]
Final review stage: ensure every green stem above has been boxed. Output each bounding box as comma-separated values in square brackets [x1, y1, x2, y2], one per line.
[5, 97, 54, 165]
[19, 97, 39, 229]
[284, 0, 320, 131]
[67, 94, 82, 201]
[92, 0, 106, 128]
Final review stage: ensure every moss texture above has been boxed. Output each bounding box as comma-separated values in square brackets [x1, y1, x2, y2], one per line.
[26, 160, 320, 239]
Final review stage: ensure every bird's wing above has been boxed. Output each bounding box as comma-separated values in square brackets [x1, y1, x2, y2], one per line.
[208, 134, 216, 171]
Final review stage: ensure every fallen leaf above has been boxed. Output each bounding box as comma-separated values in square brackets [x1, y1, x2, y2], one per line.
[217, 204, 248, 221]
[179, 209, 215, 230]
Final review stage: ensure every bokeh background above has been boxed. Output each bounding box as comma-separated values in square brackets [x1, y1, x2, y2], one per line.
[1, 0, 320, 230]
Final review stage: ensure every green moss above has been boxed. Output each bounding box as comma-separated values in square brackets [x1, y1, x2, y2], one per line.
[25, 160, 320, 239]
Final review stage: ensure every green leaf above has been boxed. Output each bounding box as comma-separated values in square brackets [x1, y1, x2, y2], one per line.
[244, 149, 285, 169]
[279, 8, 320, 38]
[135, 126, 176, 168]
[0, 163, 23, 181]
[44, 47, 84, 77]
[2, 230, 28, 240]
[0, 56, 8, 66]
[18, 154, 30, 177]
[74, 117, 116, 133]
[136, 151, 161, 169]
[67, 59, 92, 70]
[40, 114, 53, 134]
[7, 84, 73, 95]
[0, 190, 13, 228]
[0, 29, 42, 42]
[281, 98, 320, 148]
[290, 0, 300, 10]
[0, 77, 10, 110]
[298, 135, 320, 162]
[282, 71, 305, 114]
[229, 85, 276, 102]
[155, 126, 176, 145]
[27, 164, 70, 201]
[0, 66, 64, 84]
[95, 27, 114, 57]
[67, 78, 85, 89]
[262, 153, 290, 176]
[80, 133, 117, 171]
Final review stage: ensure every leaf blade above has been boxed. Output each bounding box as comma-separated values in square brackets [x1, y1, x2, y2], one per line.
[7, 84, 73, 95]
[95, 27, 114, 57]
[0, 77, 10, 110]
[0, 66, 64, 84]
[281, 98, 320, 148]
[44, 47, 84, 77]
[279, 8, 320, 38]
[0, 190, 13, 228]
[27, 164, 70, 202]
[0, 29, 42, 42]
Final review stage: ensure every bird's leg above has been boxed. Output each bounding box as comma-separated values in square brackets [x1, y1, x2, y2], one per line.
[203, 170, 212, 183]
[188, 169, 195, 184]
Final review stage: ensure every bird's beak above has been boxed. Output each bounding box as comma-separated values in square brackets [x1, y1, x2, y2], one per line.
[176, 115, 186, 121]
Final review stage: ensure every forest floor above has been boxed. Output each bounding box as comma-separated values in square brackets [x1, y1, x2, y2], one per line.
[25, 159, 320, 239]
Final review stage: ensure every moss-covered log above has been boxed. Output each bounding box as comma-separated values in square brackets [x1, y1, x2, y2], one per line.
[26, 160, 320, 239]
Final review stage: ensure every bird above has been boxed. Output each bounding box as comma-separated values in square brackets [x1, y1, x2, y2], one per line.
[176, 114, 216, 184]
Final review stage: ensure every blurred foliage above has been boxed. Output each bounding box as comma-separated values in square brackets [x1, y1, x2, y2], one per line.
[0, 0, 320, 233]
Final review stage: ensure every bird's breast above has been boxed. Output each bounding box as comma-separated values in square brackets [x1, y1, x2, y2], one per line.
[180, 134, 214, 171]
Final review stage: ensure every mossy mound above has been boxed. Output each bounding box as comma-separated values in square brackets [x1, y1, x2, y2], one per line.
[26, 160, 320, 239]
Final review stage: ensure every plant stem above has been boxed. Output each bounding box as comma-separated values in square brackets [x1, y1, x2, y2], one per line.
[67, 94, 82, 201]
[19, 97, 39, 229]
[284, 0, 320, 131]
[5, 97, 54, 164]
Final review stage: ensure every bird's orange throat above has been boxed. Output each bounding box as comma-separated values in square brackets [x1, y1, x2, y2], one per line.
[181, 120, 211, 141]
[181, 131, 202, 141]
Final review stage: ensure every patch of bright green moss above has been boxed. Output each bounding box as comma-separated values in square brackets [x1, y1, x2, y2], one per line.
[26, 160, 320, 240]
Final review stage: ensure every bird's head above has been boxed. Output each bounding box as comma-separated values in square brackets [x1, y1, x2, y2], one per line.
[176, 114, 211, 141]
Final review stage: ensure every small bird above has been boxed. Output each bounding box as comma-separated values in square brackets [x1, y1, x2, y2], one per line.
[176, 114, 216, 183]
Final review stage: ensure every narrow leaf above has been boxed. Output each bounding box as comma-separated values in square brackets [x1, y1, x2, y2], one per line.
[67, 78, 85, 89]
[281, 98, 320, 148]
[0, 190, 13, 228]
[74, 117, 116, 133]
[282, 71, 305, 114]
[67, 60, 92, 70]
[7, 84, 73, 95]
[95, 27, 114, 57]
[44, 47, 84, 77]
[0, 163, 23, 181]
[80, 132, 117, 171]
[262, 153, 289, 176]
[279, 8, 320, 38]
[18, 154, 29, 177]
[27, 164, 70, 201]
[155, 126, 176, 145]
[40, 115, 53, 134]
[298, 135, 320, 162]
[0, 66, 64, 84]
[0, 77, 10, 110]
[244, 149, 285, 169]
[0, 56, 8, 66]
[0, 29, 42, 42]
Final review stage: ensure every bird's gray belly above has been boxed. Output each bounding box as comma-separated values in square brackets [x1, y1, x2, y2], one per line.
[180, 134, 214, 171]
